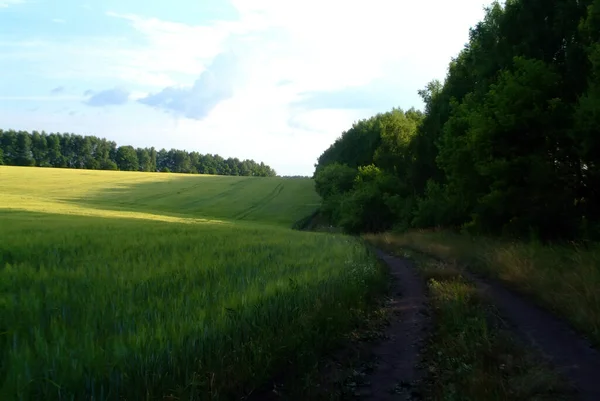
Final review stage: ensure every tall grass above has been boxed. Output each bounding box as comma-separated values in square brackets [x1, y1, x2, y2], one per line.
[0, 167, 382, 400]
[425, 275, 570, 400]
[365, 230, 600, 346]
[0, 210, 386, 400]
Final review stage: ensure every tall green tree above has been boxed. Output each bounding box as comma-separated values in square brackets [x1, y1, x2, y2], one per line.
[313, 0, 600, 239]
[93, 139, 113, 170]
[116, 146, 139, 171]
[31, 131, 49, 167]
[73, 136, 94, 169]
[14, 132, 35, 166]
[0, 130, 16, 165]
[571, 0, 600, 234]
[46, 134, 65, 168]
[156, 148, 170, 172]
[172, 150, 191, 173]
[149, 147, 157, 172]
[0, 130, 276, 177]
[136, 148, 152, 172]
[60, 134, 76, 168]
[189, 152, 201, 174]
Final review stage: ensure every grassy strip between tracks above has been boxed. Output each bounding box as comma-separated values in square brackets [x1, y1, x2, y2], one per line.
[365, 236, 574, 401]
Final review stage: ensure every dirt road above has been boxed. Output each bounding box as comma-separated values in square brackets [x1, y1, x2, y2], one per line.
[468, 273, 600, 401]
[361, 251, 430, 400]
[371, 250, 600, 401]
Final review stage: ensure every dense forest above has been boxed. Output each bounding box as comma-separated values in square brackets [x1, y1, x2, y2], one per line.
[314, 0, 600, 240]
[0, 129, 277, 177]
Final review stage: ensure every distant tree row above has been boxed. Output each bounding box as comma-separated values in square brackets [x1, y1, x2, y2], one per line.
[314, 0, 600, 240]
[0, 130, 277, 177]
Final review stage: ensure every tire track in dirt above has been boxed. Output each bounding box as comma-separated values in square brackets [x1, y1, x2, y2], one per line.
[361, 250, 430, 400]
[465, 272, 600, 401]
[368, 249, 600, 401]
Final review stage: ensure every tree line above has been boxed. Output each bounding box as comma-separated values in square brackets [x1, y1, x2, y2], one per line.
[314, 0, 600, 240]
[0, 129, 277, 177]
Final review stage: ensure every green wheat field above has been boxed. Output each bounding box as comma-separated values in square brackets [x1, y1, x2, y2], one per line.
[0, 166, 386, 400]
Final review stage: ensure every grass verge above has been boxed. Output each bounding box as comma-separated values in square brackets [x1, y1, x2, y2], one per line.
[365, 230, 600, 347]
[363, 239, 574, 400]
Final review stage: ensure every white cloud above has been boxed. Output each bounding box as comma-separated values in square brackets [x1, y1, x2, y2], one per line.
[0, 0, 25, 8]
[0, 95, 83, 101]
[133, 0, 489, 173]
[226, 0, 489, 91]
[129, 91, 149, 101]
[0, 12, 248, 88]
[105, 11, 239, 79]
[139, 52, 241, 119]
[2, 0, 491, 174]
[85, 87, 130, 107]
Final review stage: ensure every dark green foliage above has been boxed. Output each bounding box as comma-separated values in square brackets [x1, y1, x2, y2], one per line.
[101, 159, 118, 171]
[0, 129, 15, 165]
[314, 163, 357, 199]
[314, 163, 356, 223]
[0, 130, 276, 177]
[136, 148, 151, 172]
[14, 132, 35, 166]
[338, 165, 400, 233]
[46, 134, 66, 168]
[116, 145, 139, 171]
[31, 131, 49, 167]
[315, 0, 600, 240]
[314, 109, 423, 233]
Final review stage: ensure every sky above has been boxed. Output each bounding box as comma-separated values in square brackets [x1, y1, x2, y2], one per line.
[0, 0, 491, 176]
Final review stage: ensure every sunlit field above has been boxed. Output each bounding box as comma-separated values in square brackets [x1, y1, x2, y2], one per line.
[0, 166, 321, 227]
[0, 166, 385, 400]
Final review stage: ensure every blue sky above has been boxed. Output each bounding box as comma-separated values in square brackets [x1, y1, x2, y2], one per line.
[0, 0, 490, 175]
